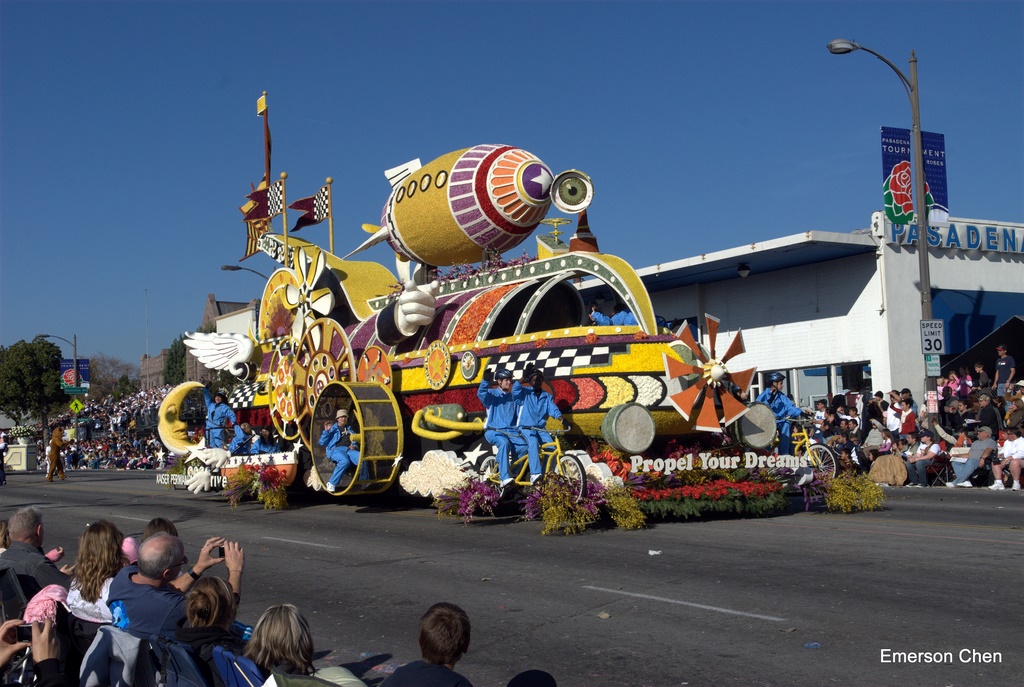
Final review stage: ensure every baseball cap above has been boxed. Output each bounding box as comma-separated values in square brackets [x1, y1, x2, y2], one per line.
[977, 426, 993, 435]
[996, 344, 1007, 350]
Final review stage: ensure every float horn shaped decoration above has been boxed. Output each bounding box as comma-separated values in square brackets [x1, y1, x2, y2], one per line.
[664, 314, 755, 432]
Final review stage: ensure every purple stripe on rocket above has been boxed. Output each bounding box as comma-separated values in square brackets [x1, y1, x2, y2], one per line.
[448, 183, 473, 197]
[456, 209, 483, 224]
[462, 219, 493, 236]
[477, 228, 501, 243]
[450, 196, 477, 212]
[450, 171, 474, 182]
[454, 160, 479, 170]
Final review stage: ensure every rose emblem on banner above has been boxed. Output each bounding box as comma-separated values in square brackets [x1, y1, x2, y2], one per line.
[883, 160, 934, 226]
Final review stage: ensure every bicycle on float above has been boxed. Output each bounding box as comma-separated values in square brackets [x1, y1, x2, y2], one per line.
[787, 417, 839, 478]
[478, 427, 587, 500]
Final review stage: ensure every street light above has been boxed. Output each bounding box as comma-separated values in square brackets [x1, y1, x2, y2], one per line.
[828, 38, 935, 411]
[221, 265, 269, 280]
[38, 333, 81, 442]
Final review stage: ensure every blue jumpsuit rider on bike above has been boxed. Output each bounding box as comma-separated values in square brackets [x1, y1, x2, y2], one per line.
[756, 372, 810, 456]
[477, 368, 527, 498]
[518, 365, 570, 486]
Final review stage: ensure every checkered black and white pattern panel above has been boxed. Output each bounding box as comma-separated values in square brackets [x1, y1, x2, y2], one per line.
[313, 186, 330, 221]
[267, 181, 284, 218]
[229, 381, 264, 410]
[487, 345, 617, 379]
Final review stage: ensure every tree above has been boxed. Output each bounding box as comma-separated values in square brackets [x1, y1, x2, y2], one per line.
[164, 335, 186, 385]
[88, 354, 140, 401]
[0, 338, 65, 426]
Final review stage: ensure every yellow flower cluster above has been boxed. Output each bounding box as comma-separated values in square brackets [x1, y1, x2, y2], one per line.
[825, 473, 887, 513]
[603, 485, 646, 529]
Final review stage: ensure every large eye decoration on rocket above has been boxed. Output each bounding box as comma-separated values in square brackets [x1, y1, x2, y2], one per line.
[551, 170, 594, 214]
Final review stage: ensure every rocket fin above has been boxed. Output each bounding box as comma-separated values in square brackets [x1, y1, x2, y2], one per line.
[362, 223, 381, 234]
[384, 159, 422, 189]
[342, 226, 390, 259]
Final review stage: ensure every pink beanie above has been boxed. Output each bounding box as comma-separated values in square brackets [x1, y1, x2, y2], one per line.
[122, 536, 139, 564]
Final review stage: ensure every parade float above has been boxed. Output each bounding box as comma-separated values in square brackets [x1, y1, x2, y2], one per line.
[157, 97, 796, 521]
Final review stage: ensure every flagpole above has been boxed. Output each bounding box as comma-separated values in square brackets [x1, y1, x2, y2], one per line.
[280, 172, 290, 270]
[260, 91, 271, 184]
[326, 177, 335, 255]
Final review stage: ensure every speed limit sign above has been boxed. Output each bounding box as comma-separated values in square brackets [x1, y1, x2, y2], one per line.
[920, 320, 945, 354]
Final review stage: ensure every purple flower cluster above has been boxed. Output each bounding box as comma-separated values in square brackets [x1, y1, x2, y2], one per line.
[436, 479, 500, 524]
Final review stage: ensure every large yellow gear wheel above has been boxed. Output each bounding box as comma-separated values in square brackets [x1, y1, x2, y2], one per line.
[294, 318, 355, 448]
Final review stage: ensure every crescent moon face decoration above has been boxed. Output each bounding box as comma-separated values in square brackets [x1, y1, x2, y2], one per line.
[158, 381, 204, 455]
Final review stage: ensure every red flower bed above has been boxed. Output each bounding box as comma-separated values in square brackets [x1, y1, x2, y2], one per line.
[634, 479, 783, 502]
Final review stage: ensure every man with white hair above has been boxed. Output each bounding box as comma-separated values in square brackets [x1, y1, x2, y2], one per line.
[0, 507, 70, 597]
[107, 533, 224, 636]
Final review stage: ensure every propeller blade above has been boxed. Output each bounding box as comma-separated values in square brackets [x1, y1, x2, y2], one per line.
[729, 367, 756, 395]
[667, 381, 705, 420]
[674, 321, 707, 363]
[721, 328, 745, 363]
[720, 392, 752, 427]
[665, 357, 704, 379]
[705, 314, 720, 359]
[694, 390, 722, 432]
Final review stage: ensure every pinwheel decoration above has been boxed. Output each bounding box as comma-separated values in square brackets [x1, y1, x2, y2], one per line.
[663, 314, 756, 432]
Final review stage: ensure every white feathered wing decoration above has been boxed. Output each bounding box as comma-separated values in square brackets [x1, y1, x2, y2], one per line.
[183, 331, 255, 378]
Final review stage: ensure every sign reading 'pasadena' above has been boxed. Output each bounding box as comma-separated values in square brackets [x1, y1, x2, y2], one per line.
[886, 220, 1024, 255]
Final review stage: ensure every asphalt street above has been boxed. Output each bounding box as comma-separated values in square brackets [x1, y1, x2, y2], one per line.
[1, 470, 1022, 687]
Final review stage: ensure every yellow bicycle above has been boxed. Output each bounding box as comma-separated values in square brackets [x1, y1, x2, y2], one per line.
[478, 428, 587, 500]
[788, 418, 839, 478]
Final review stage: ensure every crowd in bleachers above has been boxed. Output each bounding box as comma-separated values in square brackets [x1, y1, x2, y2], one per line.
[806, 359, 1024, 489]
[0, 507, 555, 687]
[1, 386, 177, 475]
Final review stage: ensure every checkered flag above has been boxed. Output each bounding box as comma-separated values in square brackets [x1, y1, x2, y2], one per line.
[289, 184, 331, 232]
[243, 179, 285, 222]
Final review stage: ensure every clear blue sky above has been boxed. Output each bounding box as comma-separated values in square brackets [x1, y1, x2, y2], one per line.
[2, 1, 1021, 365]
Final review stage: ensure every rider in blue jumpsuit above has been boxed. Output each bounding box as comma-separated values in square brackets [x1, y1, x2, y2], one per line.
[319, 408, 362, 492]
[589, 302, 638, 326]
[203, 387, 236, 449]
[755, 372, 806, 456]
[517, 368, 567, 483]
[477, 368, 526, 494]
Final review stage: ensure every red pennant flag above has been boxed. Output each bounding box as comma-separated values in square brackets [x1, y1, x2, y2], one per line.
[288, 185, 330, 232]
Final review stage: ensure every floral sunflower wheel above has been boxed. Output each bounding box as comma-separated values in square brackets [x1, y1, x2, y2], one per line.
[269, 344, 301, 441]
[258, 269, 300, 342]
[294, 318, 355, 448]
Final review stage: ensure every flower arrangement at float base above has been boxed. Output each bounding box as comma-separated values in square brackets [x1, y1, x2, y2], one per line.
[225, 463, 288, 510]
[825, 472, 886, 513]
[8, 426, 35, 439]
[434, 473, 646, 535]
[585, 436, 790, 520]
[434, 478, 501, 524]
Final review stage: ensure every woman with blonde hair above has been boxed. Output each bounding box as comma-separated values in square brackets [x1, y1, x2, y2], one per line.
[66, 520, 130, 677]
[176, 576, 245, 687]
[67, 520, 128, 624]
[243, 604, 366, 687]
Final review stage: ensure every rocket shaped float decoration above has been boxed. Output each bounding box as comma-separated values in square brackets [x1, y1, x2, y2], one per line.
[347, 144, 593, 267]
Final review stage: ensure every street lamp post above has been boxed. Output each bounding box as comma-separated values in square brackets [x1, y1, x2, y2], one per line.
[39, 333, 80, 442]
[828, 39, 935, 413]
[221, 265, 270, 280]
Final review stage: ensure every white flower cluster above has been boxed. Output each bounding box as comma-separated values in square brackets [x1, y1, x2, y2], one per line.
[630, 375, 664, 407]
[399, 450, 472, 497]
[584, 460, 622, 488]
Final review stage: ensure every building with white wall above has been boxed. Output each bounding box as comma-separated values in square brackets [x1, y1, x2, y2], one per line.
[580, 213, 1024, 407]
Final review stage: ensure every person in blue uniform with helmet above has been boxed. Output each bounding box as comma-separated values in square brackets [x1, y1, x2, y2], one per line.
[477, 368, 527, 498]
[756, 372, 808, 456]
[517, 366, 569, 484]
